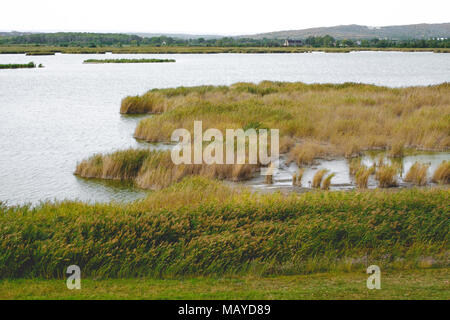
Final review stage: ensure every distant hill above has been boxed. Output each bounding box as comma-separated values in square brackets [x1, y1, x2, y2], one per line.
[245, 23, 450, 40]
[0, 31, 34, 37]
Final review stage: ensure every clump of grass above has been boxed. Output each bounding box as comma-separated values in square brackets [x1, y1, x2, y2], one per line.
[288, 141, 334, 166]
[375, 163, 399, 188]
[321, 173, 335, 190]
[355, 166, 371, 189]
[120, 92, 166, 114]
[404, 162, 430, 186]
[389, 142, 405, 158]
[432, 161, 450, 184]
[0, 182, 447, 278]
[84, 58, 175, 64]
[312, 169, 328, 188]
[0, 62, 35, 69]
[292, 168, 305, 187]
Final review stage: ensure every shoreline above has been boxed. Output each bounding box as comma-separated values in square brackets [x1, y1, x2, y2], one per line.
[1, 46, 449, 54]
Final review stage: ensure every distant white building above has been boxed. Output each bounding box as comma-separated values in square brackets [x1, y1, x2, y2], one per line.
[283, 39, 303, 47]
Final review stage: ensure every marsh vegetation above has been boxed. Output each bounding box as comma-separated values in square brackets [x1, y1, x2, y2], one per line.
[73, 81, 450, 191]
[0, 62, 36, 69]
[123, 81, 449, 159]
[83, 58, 175, 64]
[0, 177, 448, 278]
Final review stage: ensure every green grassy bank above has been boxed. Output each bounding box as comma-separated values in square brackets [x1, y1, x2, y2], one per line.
[1, 268, 448, 299]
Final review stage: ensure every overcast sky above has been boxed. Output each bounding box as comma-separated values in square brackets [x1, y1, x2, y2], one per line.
[1, 0, 449, 35]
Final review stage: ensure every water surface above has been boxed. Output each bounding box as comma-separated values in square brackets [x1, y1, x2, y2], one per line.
[0, 52, 449, 204]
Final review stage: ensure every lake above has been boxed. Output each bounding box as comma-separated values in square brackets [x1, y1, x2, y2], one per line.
[0, 52, 449, 204]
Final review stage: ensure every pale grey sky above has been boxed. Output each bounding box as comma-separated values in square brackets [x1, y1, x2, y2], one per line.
[1, 0, 449, 35]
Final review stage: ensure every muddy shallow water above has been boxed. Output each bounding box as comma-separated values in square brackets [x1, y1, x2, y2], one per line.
[239, 151, 450, 192]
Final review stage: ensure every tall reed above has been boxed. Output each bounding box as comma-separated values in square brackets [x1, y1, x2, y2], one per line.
[321, 173, 335, 190]
[375, 163, 399, 188]
[404, 162, 430, 186]
[432, 161, 450, 184]
[312, 169, 328, 188]
[292, 168, 305, 187]
[355, 166, 371, 189]
[0, 180, 447, 278]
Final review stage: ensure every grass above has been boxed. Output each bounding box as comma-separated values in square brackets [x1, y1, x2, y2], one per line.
[0, 45, 449, 55]
[405, 162, 430, 186]
[75, 149, 257, 190]
[0, 62, 35, 69]
[0, 268, 448, 300]
[83, 58, 175, 64]
[432, 161, 450, 184]
[126, 82, 449, 162]
[0, 177, 448, 279]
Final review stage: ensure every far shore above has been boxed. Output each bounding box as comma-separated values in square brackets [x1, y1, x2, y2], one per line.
[0, 45, 449, 54]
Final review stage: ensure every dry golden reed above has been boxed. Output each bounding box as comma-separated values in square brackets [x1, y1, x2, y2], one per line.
[375, 163, 399, 188]
[321, 173, 335, 190]
[404, 162, 430, 186]
[75, 148, 258, 190]
[312, 169, 328, 188]
[292, 168, 305, 187]
[127, 82, 449, 160]
[431, 161, 450, 184]
[355, 166, 371, 189]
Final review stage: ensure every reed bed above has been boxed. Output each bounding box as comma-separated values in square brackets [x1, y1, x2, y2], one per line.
[0, 178, 447, 278]
[405, 162, 430, 186]
[432, 161, 450, 184]
[75, 148, 258, 190]
[128, 82, 449, 163]
[0, 62, 35, 69]
[83, 58, 175, 64]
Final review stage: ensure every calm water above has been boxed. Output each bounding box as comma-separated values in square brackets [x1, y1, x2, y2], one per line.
[0, 52, 449, 204]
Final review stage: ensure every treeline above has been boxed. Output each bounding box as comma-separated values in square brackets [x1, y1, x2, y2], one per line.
[0, 32, 449, 48]
[304, 35, 450, 48]
[0, 32, 284, 47]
